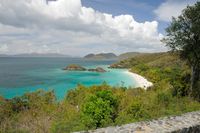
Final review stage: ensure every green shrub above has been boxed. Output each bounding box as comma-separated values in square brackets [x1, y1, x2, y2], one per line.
[81, 90, 118, 129]
[156, 91, 173, 107]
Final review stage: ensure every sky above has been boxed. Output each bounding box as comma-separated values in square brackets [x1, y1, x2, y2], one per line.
[0, 0, 197, 56]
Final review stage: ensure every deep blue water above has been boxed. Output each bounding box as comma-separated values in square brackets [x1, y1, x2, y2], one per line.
[0, 57, 137, 100]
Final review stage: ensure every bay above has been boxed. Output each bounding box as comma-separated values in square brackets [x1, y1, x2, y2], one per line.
[0, 57, 137, 99]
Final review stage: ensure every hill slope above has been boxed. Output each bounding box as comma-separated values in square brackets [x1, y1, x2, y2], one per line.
[110, 52, 187, 68]
[118, 52, 141, 60]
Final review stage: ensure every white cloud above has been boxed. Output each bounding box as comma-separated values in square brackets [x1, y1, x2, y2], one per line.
[0, 0, 167, 56]
[154, 0, 197, 22]
[0, 44, 8, 53]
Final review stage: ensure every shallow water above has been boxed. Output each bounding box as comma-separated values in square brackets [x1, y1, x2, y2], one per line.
[0, 57, 137, 99]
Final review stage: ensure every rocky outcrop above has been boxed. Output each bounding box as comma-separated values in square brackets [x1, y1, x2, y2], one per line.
[108, 63, 125, 69]
[63, 64, 86, 71]
[75, 111, 200, 133]
[63, 65, 106, 72]
[88, 67, 106, 72]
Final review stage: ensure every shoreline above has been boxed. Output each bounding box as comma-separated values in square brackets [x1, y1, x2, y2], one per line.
[124, 70, 153, 90]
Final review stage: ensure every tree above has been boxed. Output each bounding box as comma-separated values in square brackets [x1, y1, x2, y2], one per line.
[81, 90, 118, 129]
[163, 2, 200, 100]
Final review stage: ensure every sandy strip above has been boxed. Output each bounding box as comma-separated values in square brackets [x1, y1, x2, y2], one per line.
[124, 70, 153, 90]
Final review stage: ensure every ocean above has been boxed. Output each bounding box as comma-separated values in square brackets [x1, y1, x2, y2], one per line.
[0, 57, 137, 100]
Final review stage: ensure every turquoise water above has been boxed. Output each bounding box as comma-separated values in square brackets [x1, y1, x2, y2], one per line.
[0, 57, 137, 100]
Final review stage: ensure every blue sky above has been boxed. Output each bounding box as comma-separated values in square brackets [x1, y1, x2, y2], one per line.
[82, 0, 195, 33]
[82, 0, 162, 21]
[0, 0, 198, 55]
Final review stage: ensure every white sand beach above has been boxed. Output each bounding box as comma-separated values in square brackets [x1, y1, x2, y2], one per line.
[125, 70, 153, 90]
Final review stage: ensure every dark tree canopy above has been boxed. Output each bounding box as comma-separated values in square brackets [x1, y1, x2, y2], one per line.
[163, 2, 200, 99]
[163, 2, 200, 64]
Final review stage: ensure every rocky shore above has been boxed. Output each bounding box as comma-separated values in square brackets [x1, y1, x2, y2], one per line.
[88, 67, 106, 72]
[63, 64, 106, 72]
[63, 64, 87, 71]
[108, 63, 126, 69]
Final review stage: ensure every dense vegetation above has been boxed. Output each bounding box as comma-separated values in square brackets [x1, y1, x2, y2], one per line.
[1, 52, 200, 133]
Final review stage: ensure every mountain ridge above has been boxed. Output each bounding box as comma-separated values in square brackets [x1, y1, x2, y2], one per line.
[84, 53, 117, 60]
[0, 53, 70, 57]
[84, 52, 142, 60]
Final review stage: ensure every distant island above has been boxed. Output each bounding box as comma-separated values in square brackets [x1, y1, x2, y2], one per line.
[63, 64, 107, 72]
[84, 52, 141, 60]
[84, 53, 117, 60]
[88, 67, 106, 72]
[0, 52, 143, 60]
[0, 53, 70, 58]
[63, 64, 87, 71]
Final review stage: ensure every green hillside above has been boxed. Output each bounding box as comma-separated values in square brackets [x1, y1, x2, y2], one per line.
[118, 52, 142, 60]
[111, 52, 188, 83]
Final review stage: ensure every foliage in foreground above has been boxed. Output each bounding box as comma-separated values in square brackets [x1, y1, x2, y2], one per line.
[1, 85, 200, 133]
[1, 52, 200, 133]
